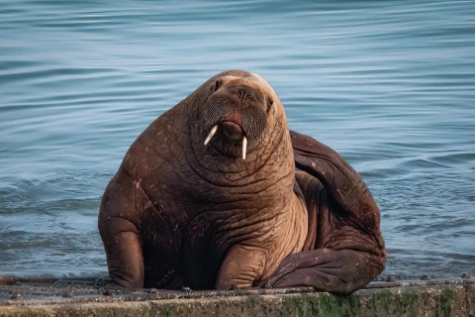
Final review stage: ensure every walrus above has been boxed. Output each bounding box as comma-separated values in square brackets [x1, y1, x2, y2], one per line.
[98, 70, 386, 294]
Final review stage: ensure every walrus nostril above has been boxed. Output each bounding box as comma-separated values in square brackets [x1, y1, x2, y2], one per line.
[237, 88, 249, 101]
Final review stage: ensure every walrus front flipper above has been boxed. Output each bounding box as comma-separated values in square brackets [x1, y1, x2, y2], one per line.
[99, 217, 144, 288]
[215, 245, 266, 290]
[267, 130, 386, 295]
[99, 171, 146, 289]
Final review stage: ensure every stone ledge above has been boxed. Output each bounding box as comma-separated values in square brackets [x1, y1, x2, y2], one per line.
[1, 280, 474, 317]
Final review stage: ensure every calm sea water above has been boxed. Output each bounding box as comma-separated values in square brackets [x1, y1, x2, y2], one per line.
[1, 0, 474, 280]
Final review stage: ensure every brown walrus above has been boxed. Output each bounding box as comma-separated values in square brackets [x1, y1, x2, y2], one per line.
[98, 70, 386, 294]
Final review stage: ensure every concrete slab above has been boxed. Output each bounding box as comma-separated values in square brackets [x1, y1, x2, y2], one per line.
[0, 276, 474, 316]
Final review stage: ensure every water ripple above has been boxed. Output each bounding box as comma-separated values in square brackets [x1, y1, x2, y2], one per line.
[0, 0, 474, 278]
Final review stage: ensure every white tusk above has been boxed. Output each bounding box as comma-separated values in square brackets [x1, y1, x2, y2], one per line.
[204, 125, 218, 146]
[242, 136, 247, 160]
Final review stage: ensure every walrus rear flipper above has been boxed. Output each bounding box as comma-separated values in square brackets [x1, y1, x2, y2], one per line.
[266, 248, 383, 295]
[267, 130, 386, 295]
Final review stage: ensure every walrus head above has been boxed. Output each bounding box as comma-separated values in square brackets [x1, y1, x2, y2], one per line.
[191, 70, 287, 163]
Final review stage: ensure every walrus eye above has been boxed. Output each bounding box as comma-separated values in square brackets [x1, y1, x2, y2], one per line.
[215, 79, 222, 91]
[267, 99, 274, 112]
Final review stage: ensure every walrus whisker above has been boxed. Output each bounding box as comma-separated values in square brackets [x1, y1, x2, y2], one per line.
[242, 136, 247, 160]
[204, 125, 218, 146]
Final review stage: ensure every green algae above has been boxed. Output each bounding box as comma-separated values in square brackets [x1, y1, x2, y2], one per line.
[272, 288, 456, 317]
[436, 288, 454, 317]
[156, 302, 174, 317]
[369, 289, 418, 317]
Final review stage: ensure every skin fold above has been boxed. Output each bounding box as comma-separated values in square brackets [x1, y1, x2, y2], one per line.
[98, 70, 386, 295]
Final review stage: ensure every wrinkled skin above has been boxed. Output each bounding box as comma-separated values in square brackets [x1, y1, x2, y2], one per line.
[98, 70, 386, 295]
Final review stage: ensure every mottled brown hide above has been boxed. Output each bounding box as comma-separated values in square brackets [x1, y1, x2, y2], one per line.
[98, 70, 386, 294]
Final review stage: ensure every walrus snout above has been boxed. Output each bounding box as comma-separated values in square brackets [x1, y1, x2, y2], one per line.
[203, 121, 248, 160]
[201, 97, 266, 142]
[220, 121, 245, 141]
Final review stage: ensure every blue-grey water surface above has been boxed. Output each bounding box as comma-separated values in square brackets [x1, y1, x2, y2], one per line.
[1, 0, 474, 279]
